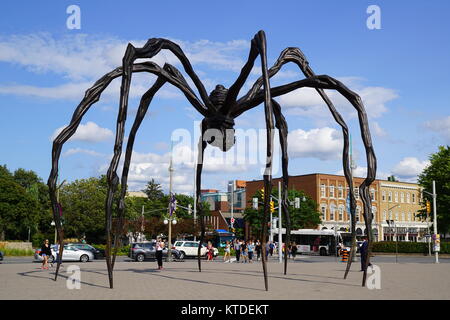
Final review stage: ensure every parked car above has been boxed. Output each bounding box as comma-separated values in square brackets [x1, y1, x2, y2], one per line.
[128, 242, 183, 262]
[34, 245, 94, 263]
[173, 240, 219, 259]
[66, 243, 105, 259]
[0, 250, 3, 262]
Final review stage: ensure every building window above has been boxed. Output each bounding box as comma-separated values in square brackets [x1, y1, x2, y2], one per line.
[354, 187, 360, 200]
[395, 192, 398, 203]
[321, 184, 326, 197]
[330, 205, 335, 221]
[406, 193, 410, 203]
[338, 185, 343, 198]
[370, 189, 375, 201]
[388, 192, 392, 202]
[356, 207, 360, 222]
[400, 192, 404, 203]
[338, 206, 344, 221]
[408, 213, 411, 221]
[389, 211, 393, 220]
[329, 185, 335, 198]
[412, 193, 416, 203]
[320, 205, 326, 220]
[401, 212, 405, 221]
[383, 210, 387, 220]
[395, 212, 399, 221]
[382, 191, 386, 202]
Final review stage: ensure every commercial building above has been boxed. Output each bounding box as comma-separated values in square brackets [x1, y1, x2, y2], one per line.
[245, 173, 429, 242]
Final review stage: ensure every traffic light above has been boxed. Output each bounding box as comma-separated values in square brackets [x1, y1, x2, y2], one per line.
[270, 201, 275, 213]
[260, 188, 265, 200]
[426, 200, 431, 214]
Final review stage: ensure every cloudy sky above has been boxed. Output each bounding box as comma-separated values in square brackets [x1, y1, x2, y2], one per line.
[0, 0, 449, 194]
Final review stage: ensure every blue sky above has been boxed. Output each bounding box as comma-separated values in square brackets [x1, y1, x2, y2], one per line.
[1, 0, 449, 194]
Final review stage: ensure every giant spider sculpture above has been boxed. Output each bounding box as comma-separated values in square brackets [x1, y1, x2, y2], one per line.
[48, 30, 376, 291]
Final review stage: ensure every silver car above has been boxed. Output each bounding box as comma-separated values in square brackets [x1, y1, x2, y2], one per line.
[34, 245, 94, 263]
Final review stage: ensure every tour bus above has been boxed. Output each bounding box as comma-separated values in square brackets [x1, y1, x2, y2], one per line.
[280, 229, 342, 256]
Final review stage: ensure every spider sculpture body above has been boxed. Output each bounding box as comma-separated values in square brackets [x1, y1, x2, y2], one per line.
[48, 30, 376, 291]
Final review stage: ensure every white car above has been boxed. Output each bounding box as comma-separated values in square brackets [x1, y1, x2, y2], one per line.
[173, 240, 219, 259]
[34, 245, 94, 263]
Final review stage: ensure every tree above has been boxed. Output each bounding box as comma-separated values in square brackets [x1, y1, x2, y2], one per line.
[0, 177, 40, 240]
[243, 187, 322, 240]
[417, 146, 450, 236]
[143, 178, 164, 201]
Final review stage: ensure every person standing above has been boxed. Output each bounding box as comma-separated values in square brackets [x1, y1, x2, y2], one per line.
[223, 240, 231, 263]
[40, 239, 52, 270]
[291, 242, 298, 260]
[247, 240, 255, 263]
[241, 240, 248, 263]
[207, 241, 214, 261]
[269, 241, 274, 256]
[265, 240, 270, 260]
[359, 236, 372, 271]
[255, 240, 261, 261]
[234, 239, 241, 263]
[155, 238, 164, 270]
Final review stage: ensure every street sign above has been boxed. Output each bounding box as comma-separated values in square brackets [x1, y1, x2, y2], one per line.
[230, 217, 235, 224]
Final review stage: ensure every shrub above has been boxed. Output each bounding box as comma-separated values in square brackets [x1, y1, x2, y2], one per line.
[372, 241, 450, 254]
[1, 248, 34, 256]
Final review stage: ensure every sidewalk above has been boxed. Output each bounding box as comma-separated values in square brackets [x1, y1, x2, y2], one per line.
[1, 259, 449, 299]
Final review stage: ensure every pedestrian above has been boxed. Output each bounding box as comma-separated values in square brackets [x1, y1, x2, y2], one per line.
[255, 240, 261, 261]
[247, 240, 254, 263]
[241, 240, 248, 263]
[359, 236, 372, 271]
[234, 239, 241, 262]
[207, 241, 214, 261]
[223, 240, 231, 263]
[269, 241, 274, 256]
[40, 239, 52, 270]
[54, 242, 62, 267]
[291, 242, 297, 260]
[155, 238, 164, 270]
[265, 240, 270, 259]
[288, 242, 293, 259]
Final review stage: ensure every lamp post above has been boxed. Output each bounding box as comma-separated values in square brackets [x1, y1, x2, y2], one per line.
[423, 181, 439, 263]
[51, 221, 57, 244]
[387, 203, 400, 263]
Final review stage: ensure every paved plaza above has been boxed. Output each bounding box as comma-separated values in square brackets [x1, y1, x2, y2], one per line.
[1, 255, 449, 300]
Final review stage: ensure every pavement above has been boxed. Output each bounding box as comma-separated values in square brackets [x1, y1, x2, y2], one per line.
[1, 255, 449, 300]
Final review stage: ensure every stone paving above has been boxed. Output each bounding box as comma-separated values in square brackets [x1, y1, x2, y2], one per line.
[1, 256, 449, 300]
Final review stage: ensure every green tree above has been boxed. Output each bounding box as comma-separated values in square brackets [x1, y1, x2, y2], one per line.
[243, 187, 321, 240]
[417, 146, 450, 236]
[0, 177, 40, 240]
[143, 178, 164, 201]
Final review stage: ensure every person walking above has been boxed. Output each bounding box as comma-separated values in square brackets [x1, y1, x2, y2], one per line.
[269, 241, 274, 256]
[255, 240, 261, 261]
[40, 239, 52, 270]
[265, 240, 270, 260]
[247, 240, 255, 263]
[223, 240, 231, 262]
[241, 240, 248, 263]
[234, 239, 241, 263]
[291, 242, 298, 260]
[359, 236, 372, 271]
[155, 238, 164, 270]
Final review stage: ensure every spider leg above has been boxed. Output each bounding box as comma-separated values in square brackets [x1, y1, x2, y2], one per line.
[47, 62, 204, 284]
[113, 63, 201, 270]
[242, 75, 376, 286]
[271, 99, 291, 275]
[196, 121, 207, 272]
[234, 48, 357, 277]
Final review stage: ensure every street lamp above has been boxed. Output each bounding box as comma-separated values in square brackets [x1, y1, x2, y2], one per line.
[423, 180, 439, 264]
[387, 203, 400, 263]
[50, 221, 57, 244]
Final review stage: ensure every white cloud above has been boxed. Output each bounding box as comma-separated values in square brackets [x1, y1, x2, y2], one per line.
[51, 121, 113, 143]
[424, 116, 450, 143]
[391, 157, 430, 182]
[371, 121, 387, 137]
[278, 78, 398, 122]
[62, 148, 104, 157]
[287, 127, 343, 161]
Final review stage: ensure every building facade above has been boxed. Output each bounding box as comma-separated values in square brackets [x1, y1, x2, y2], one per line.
[245, 173, 429, 242]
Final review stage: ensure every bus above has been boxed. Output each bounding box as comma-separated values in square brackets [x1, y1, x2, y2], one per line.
[281, 229, 342, 256]
[204, 229, 235, 248]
